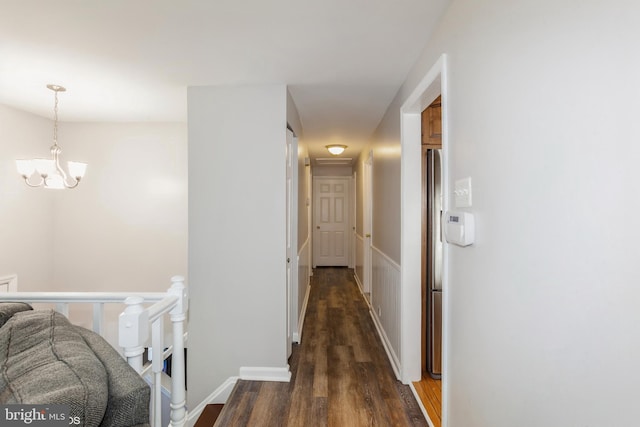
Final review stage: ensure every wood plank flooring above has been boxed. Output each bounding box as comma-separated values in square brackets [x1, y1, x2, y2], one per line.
[412, 373, 441, 427]
[213, 267, 428, 426]
[195, 404, 225, 427]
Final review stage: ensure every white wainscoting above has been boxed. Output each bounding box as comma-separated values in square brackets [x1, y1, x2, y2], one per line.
[354, 234, 364, 292]
[370, 247, 402, 378]
[295, 236, 312, 343]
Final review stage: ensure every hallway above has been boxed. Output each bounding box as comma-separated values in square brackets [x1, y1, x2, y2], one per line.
[213, 267, 428, 426]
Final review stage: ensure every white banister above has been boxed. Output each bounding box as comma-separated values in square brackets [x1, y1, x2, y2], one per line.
[146, 296, 179, 322]
[118, 296, 148, 373]
[1, 292, 169, 303]
[168, 275, 188, 427]
[2, 277, 189, 426]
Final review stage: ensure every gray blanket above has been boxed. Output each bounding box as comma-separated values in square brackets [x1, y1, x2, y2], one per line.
[0, 305, 150, 427]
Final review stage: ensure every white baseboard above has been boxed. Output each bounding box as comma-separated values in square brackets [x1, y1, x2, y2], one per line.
[353, 262, 401, 379]
[353, 271, 364, 294]
[239, 365, 292, 382]
[369, 309, 401, 380]
[187, 376, 238, 426]
[187, 365, 292, 425]
[295, 283, 311, 343]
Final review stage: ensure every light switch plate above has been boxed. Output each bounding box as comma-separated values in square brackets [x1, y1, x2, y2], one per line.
[454, 177, 472, 208]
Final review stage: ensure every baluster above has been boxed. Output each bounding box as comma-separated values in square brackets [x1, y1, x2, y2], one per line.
[151, 318, 164, 427]
[55, 302, 69, 317]
[118, 296, 149, 373]
[93, 302, 104, 335]
[168, 276, 188, 427]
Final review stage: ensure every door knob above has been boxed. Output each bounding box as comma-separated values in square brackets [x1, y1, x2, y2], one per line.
[365, 233, 371, 238]
[317, 226, 320, 229]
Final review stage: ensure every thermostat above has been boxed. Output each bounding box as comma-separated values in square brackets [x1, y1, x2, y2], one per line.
[443, 211, 474, 247]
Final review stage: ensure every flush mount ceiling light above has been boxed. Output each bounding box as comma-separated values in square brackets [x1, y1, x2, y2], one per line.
[326, 144, 347, 155]
[16, 84, 87, 189]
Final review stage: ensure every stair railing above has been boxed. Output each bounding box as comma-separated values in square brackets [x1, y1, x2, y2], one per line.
[2, 276, 188, 427]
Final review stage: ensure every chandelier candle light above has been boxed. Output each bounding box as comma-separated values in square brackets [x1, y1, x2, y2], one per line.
[16, 84, 87, 189]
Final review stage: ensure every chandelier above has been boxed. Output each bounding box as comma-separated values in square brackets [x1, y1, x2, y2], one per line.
[16, 84, 87, 189]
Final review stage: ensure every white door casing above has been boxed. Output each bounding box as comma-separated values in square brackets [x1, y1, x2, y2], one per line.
[285, 128, 298, 356]
[351, 172, 357, 269]
[400, 54, 448, 423]
[363, 152, 373, 294]
[313, 177, 350, 267]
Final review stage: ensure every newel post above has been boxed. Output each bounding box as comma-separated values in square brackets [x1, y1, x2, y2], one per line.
[168, 275, 188, 427]
[119, 296, 149, 373]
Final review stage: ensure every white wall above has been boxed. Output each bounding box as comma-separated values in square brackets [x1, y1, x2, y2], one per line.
[296, 139, 311, 334]
[0, 105, 55, 291]
[0, 105, 188, 343]
[313, 164, 353, 177]
[286, 88, 303, 140]
[365, 138, 401, 263]
[52, 122, 188, 293]
[374, 0, 640, 425]
[51, 122, 188, 342]
[187, 85, 289, 408]
[287, 88, 311, 253]
[297, 141, 310, 251]
[0, 105, 188, 295]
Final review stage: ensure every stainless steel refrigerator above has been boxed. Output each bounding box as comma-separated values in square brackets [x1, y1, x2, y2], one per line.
[426, 149, 443, 378]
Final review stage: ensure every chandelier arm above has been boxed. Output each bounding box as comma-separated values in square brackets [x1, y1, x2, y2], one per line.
[63, 178, 81, 189]
[22, 175, 46, 187]
[51, 144, 78, 188]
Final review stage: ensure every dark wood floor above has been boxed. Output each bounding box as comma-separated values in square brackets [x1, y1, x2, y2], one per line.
[213, 267, 427, 427]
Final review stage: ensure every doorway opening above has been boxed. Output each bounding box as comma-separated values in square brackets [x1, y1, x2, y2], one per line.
[416, 96, 443, 427]
[399, 53, 448, 427]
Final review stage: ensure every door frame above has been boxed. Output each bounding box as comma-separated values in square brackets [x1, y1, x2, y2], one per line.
[285, 129, 298, 357]
[363, 152, 373, 294]
[351, 171, 357, 270]
[400, 54, 449, 424]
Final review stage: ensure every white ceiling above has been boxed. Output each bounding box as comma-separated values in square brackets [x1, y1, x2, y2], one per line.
[0, 0, 449, 160]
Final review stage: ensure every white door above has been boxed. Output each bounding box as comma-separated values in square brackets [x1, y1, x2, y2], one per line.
[313, 177, 350, 267]
[285, 129, 298, 357]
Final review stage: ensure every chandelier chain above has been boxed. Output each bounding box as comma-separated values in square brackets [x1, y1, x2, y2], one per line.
[53, 89, 59, 146]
